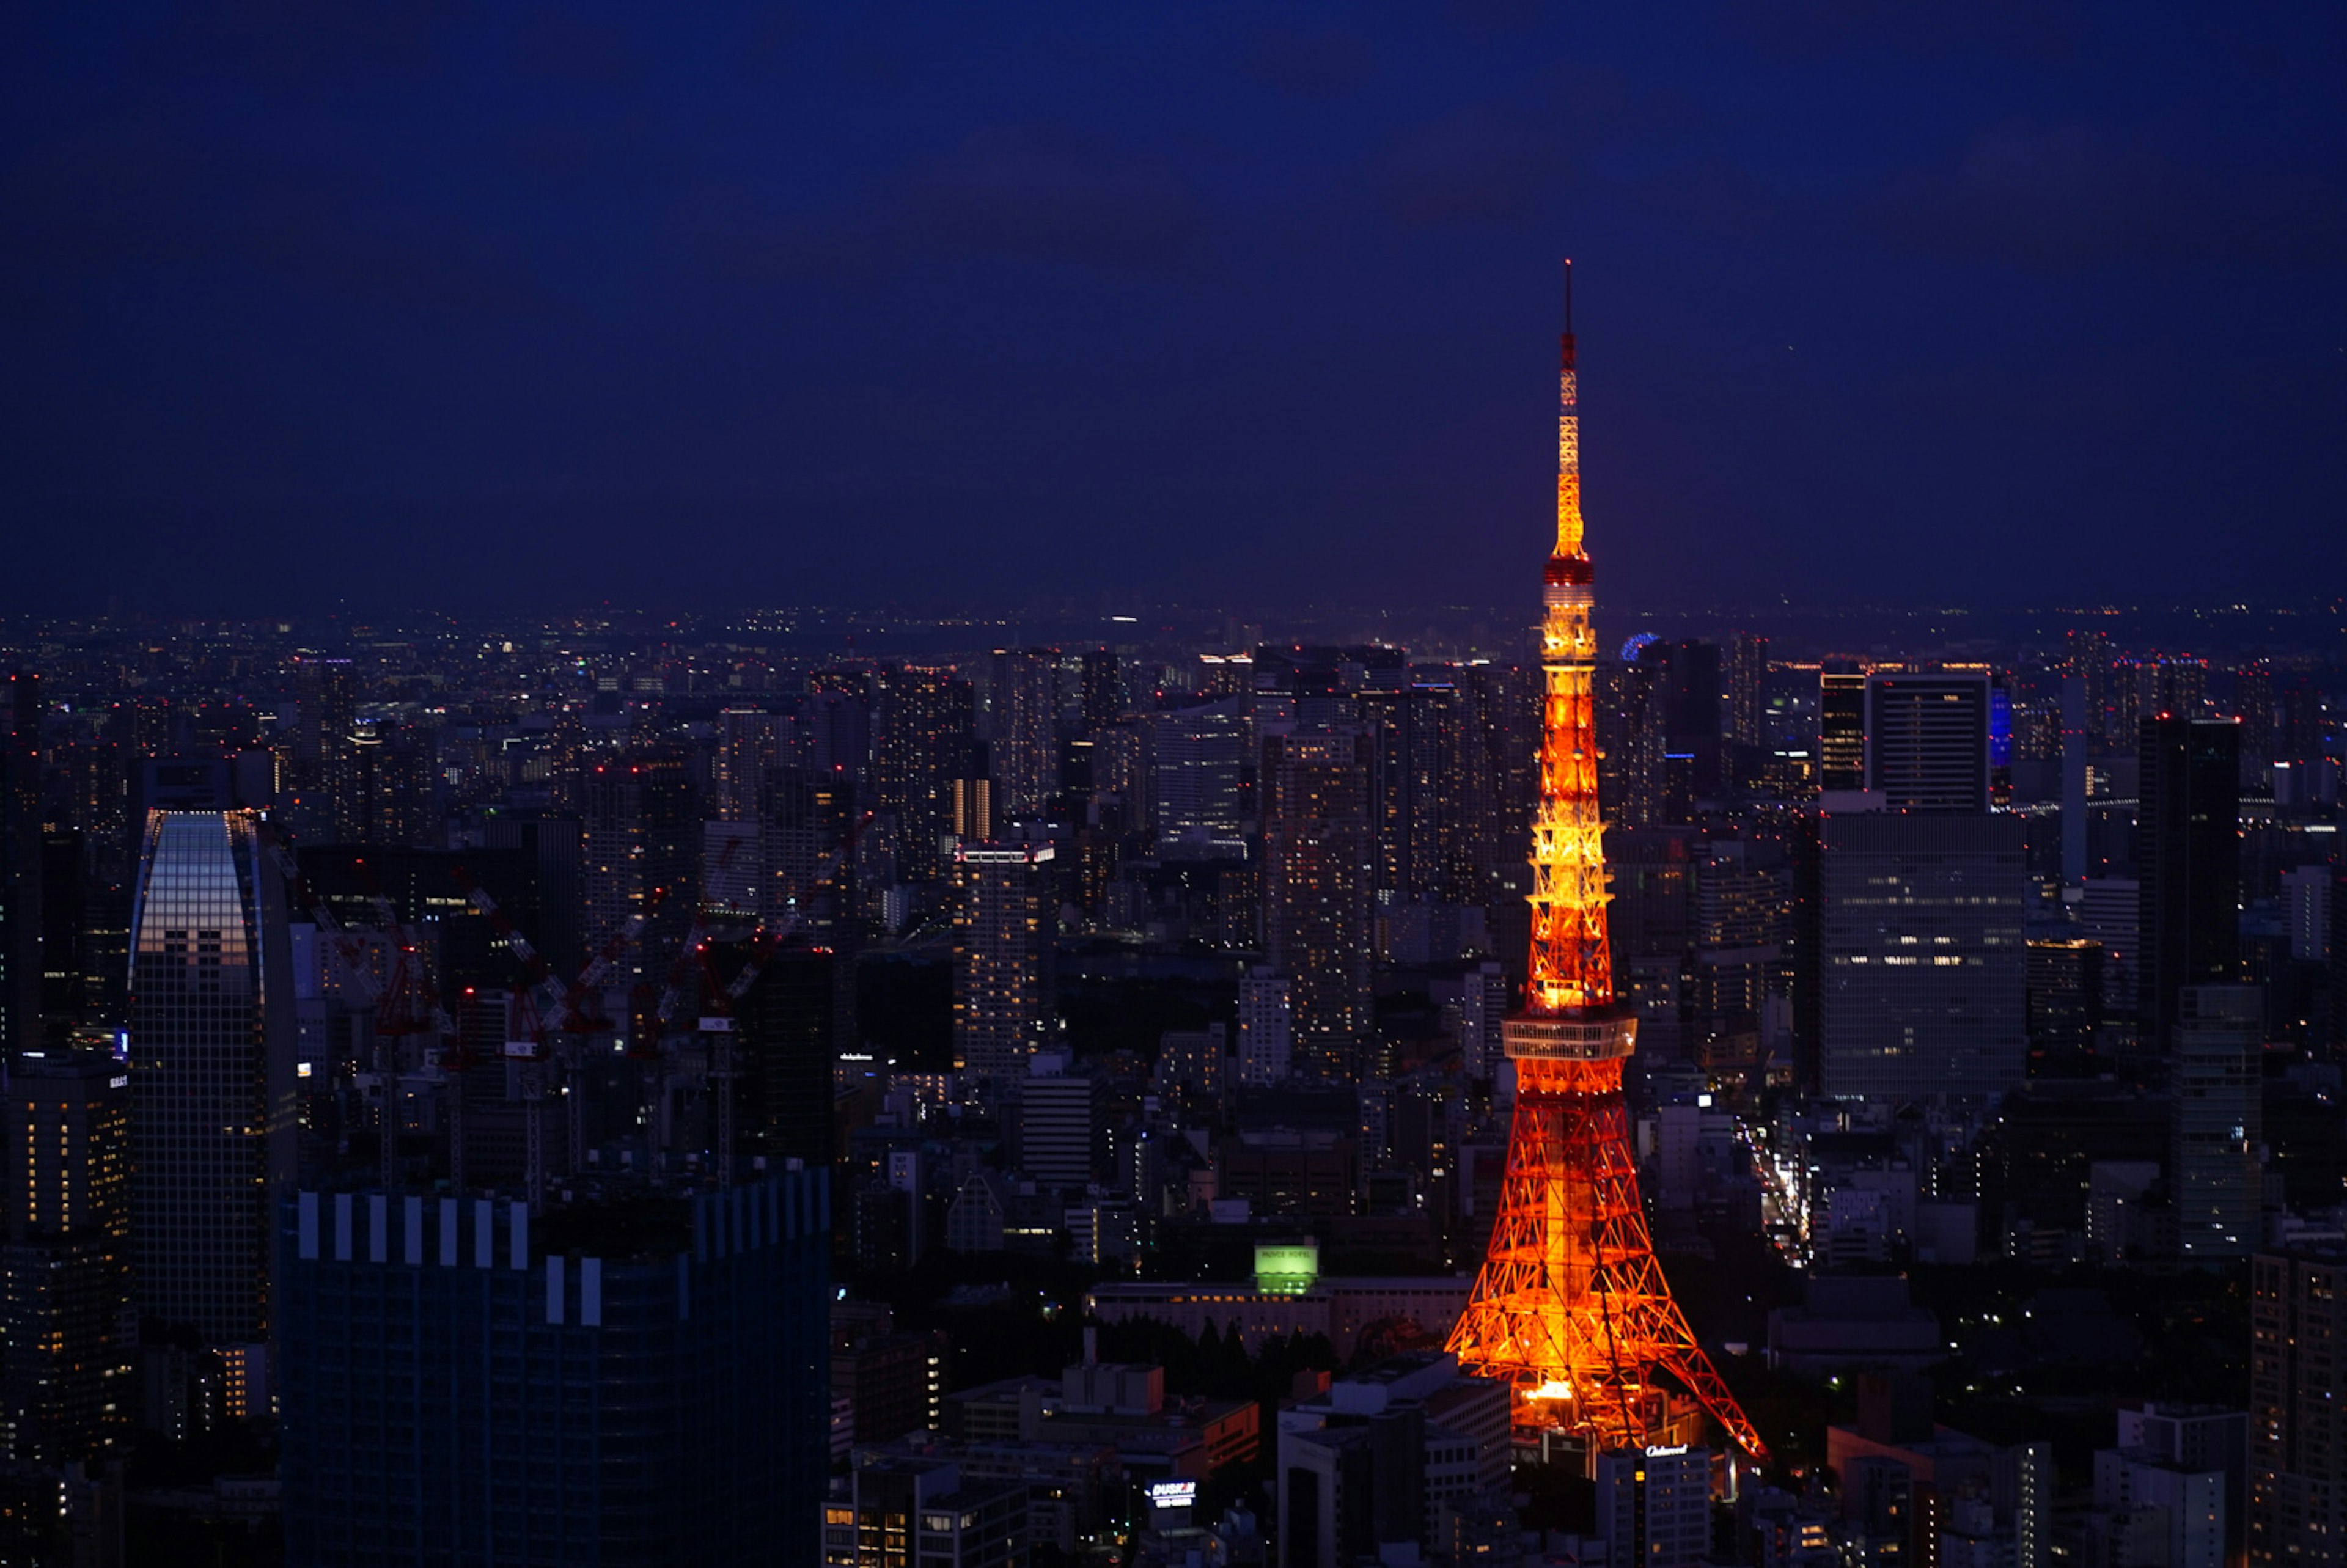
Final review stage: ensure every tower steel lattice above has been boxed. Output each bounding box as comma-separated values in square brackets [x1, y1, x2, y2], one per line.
[1445, 266, 1769, 1464]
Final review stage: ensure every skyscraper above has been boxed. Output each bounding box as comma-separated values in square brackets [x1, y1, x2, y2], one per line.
[1728, 632, 1769, 749]
[279, 1171, 830, 1565]
[2249, 1248, 2347, 1568]
[127, 810, 296, 1346]
[1261, 728, 1373, 1081]
[2171, 985, 2263, 1261]
[1819, 667, 1868, 793]
[951, 841, 1057, 1085]
[986, 648, 1060, 816]
[581, 748, 697, 975]
[1818, 809, 2028, 1101]
[2, 1049, 131, 1465]
[1236, 966, 1293, 1087]
[1866, 672, 1991, 813]
[1, 671, 42, 1057]
[876, 666, 976, 885]
[2137, 716, 2241, 1052]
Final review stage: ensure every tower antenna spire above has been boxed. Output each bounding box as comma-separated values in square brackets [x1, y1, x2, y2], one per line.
[1563, 257, 1573, 334]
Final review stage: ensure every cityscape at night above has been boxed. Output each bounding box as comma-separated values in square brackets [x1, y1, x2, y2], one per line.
[2, 5, 2345, 1568]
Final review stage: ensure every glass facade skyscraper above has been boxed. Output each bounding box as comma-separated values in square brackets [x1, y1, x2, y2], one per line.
[127, 809, 295, 1346]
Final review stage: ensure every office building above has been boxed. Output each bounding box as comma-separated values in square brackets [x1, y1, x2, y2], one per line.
[1729, 632, 1770, 749]
[2172, 986, 2263, 1262]
[1, 672, 40, 1058]
[1238, 967, 1293, 1087]
[279, 1171, 829, 1565]
[128, 810, 295, 1346]
[2138, 717, 2240, 1052]
[1019, 1052, 1097, 1190]
[2025, 938, 2103, 1055]
[2, 1050, 131, 1465]
[1148, 700, 1247, 840]
[1820, 669, 1868, 793]
[952, 842, 1057, 1085]
[1459, 962, 1507, 1080]
[1276, 1354, 1510, 1568]
[2280, 865, 2330, 965]
[1818, 810, 2027, 1102]
[986, 648, 1060, 816]
[823, 1454, 1027, 1568]
[1598, 1445, 1714, 1568]
[703, 927, 836, 1172]
[1262, 729, 1373, 1081]
[1867, 672, 1991, 813]
[2094, 1405, 2246, 1568]
[2250, 1250, 2347, 1568]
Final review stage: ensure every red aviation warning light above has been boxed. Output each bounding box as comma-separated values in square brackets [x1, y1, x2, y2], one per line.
[1445, 262, 1769, 1467]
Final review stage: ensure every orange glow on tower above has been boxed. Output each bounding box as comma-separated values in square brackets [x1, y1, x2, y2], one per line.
[1445, 266, 1768, 1464]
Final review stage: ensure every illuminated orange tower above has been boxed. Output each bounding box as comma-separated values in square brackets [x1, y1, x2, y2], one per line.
[1446, 265, 1768, 1465]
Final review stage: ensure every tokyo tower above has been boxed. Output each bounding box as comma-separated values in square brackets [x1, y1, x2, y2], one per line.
[1445, 265, 1769, 1464]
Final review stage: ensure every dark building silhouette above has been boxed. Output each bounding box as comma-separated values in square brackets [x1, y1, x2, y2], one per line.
[1, 672, 42, 1057]
[279, 1171, 830, 1566]
[2137, 716, 2241, 1052]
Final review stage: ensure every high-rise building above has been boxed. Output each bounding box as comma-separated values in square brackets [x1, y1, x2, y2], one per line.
[2024, 937, 2103, 1056]
[2172, 986, 2263, 1262]
[2250, 1248, 2347, 1568]
[128, 810, 296, 1346]
[1148, 700, 1247, 840]
[714, 707, 790, 823]
[1018, 1052, 1096, 1190]
[1357, 681, 1455, 906]
[279, 1171, 830, 1565]
[1237, 967, 1292, 1087]
[2, 1050, 131, 1465]
[952, 842, 1057, 1085]
[2138, 717, 2241, 1052]
[337, 720, 439, 847]
[876, 667, 976, 885]
[1818, 810, 2027, 1102]
[1597, 1445, 1714, 1568]
[1866, 672, 1991, 813]
[1, 671, 42, 1057]
[1820, 668, 1868, 793]
[581, 748, 697, 973]
[1598, 655, 1666, 829]
[1079, 649, 1128, 733]
[2280, 866, 2331, 965]
[986, 649, 1060, 816]
[1728, 633, 1769, 749]
[1460, 962, 1508, 1080]
[1261, 728, 1373, 1081]
[760, 766, 859, 937]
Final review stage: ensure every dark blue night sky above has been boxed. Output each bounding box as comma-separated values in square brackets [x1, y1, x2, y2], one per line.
[4, 2, 2343, 616]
